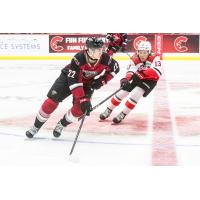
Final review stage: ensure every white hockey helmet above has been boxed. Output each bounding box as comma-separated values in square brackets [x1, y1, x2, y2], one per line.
[137, 41, 152, 52]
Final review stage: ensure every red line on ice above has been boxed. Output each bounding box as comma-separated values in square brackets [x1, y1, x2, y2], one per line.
[152, 79, 177, 166]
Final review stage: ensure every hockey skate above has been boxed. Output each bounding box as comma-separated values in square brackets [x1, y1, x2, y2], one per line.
[53, 121, 65, 138]
[99, 107, 112, 120]
[112, 112, 126, 124]
[26, 126, 39, 138]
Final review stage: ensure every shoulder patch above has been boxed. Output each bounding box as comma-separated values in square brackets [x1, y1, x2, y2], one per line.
[73, 51, 87, 66]
[73, 57, 80, 66]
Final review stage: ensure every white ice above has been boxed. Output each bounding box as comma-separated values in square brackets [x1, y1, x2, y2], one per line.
[0, 59, 200, 166]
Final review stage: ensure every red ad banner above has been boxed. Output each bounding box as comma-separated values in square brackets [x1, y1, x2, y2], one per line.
[49, 34, 199, 54]
[49, 34, 104, 53]
[155, 34, 163, 58]
[126, 34, 155, 52]
[163, 35, 199, 53]
[49, 34, 156, 53]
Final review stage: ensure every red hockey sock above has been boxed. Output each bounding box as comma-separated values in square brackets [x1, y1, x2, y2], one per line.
[34, 98, 59, 129]
[111, 96, 121, 106]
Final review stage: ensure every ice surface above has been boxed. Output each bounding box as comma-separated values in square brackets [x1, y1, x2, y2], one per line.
[0, 59, 200, 166]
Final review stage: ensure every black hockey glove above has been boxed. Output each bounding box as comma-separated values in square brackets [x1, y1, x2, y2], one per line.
[80, 97, 92, 116]
[120, 78, 132, 91]
[92, 77, 106, 90]
[106, 33, 114, 42]
[121, 40, 128, 52]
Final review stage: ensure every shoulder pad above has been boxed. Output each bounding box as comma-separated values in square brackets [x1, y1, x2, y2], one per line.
[101, 52, 112, 65]
[72, 50, 86, 66]
[148, 54, 159, 62]
[131, 55, 140, 64]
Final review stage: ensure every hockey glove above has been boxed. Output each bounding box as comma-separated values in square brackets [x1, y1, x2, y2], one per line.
[121, 40, 128, 52]
[120, 78, 132, 91]
[106, 34, 114, 42]
[92, 77, 106, 90]
[80, 97, 92, 116]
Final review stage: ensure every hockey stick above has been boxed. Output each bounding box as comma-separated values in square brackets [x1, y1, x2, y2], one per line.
[69, 112, 87, 155]
[69, 87, 122, 155]
[92, 87, 122, 111]
[78, 87, 122, 121]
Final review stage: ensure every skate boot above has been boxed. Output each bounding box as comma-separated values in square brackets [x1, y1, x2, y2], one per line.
[26, 126, 39, 138]
[112, 112, 126, 124]
[53, 121, 65, 138]
[99, 107, 112, 120]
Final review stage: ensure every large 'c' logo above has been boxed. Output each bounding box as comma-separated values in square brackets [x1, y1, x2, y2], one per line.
[174, 36, 188, 52]
[50, 36, 64, 52]
[133, 36, 147, 50]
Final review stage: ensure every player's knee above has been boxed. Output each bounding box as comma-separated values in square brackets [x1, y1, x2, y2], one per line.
[41, 98, 59, 115]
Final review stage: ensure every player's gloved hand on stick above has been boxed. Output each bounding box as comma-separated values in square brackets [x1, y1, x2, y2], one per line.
[80, 97, 92, 116]
[106, 34, 114, 42]
[92, 77, 105, 90]
[121, 40, 128, 52]
[120, 78, 132, 91]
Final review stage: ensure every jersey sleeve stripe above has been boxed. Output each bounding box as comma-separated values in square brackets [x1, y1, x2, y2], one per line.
[153, 67, 162, 76]
[109, 72, 116, 77]
[69, 83, 83, 91]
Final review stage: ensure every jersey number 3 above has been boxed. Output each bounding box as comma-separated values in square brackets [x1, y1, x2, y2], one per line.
[155, 61, 161, 67]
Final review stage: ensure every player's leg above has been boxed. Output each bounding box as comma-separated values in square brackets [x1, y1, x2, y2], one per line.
[113, 87, 145, 123]
[53, 103, 78, 138]
[113, 79, 157, 124]
[26, 73, 70, 138]
[99, 90, 129, 120]
[26, 98, 59, 138]
[53, 86, 94, 137]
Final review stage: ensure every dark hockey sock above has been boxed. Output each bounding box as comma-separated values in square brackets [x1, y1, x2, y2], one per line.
[60, 114, 72, 127]
[34, 117, 46, 129]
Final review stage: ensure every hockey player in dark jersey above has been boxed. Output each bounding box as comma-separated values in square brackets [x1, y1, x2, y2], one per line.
[106, 33, 128, 56]
[26, 37, 121, 138]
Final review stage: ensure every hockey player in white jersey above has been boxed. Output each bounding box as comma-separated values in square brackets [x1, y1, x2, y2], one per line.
[99, 41, 163, 123]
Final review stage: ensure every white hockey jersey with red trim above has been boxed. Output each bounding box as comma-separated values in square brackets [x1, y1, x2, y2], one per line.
[126, 54, 163, 81]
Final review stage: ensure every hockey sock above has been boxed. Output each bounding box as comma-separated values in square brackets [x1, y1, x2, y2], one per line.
[60, 114, 72, 127]
[61, 109, 80, 125]
[122, 87, 144, 115]
[123, 98, 137, 115]
[34, 98, 59, 129]
[108, 90, 129, 110]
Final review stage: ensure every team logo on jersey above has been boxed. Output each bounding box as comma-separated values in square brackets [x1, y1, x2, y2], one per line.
[137, 61, 151, 71]
[82, 70, 98, 79]
[51, 90, 57, 96]
[73, 57, 80, 66]
[174, 36, 188, 52]
[133, 36, 147, 50]
[50, 36, 64, 52]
